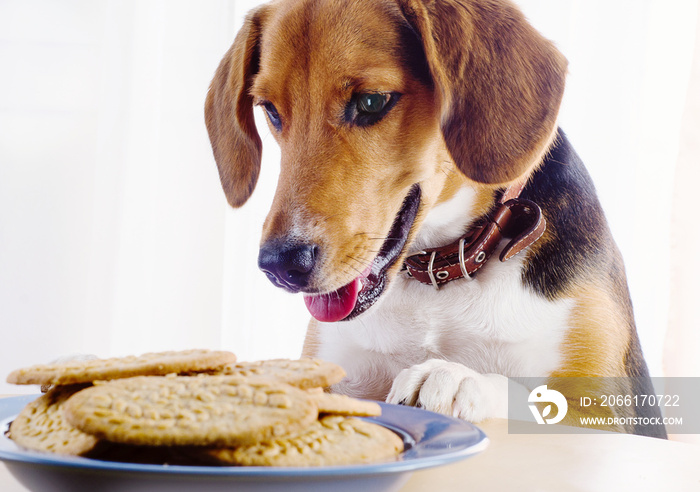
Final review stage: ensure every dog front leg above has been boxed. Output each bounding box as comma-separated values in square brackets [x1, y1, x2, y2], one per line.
[387, 359, 528, 422]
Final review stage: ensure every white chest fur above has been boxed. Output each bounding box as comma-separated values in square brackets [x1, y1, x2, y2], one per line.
[315, 186, 573, 400]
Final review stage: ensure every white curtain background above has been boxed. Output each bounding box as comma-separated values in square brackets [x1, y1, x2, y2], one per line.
[0, 0, 698, 396]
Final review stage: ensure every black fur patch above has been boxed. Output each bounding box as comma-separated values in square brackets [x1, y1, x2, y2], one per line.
[522, 129, 666, 438]
[521, 129, 612, 300]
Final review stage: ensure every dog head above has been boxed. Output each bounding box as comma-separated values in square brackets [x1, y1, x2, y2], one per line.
[205, 0, 567, 322]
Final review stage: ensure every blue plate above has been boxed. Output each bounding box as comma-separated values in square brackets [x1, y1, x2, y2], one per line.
[0, 395, 488, 492]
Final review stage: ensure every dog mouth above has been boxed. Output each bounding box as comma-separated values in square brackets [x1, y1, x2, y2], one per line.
[303, 185, 421, 323]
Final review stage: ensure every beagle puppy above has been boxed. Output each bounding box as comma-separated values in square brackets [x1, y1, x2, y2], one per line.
[205, 0, 665, 438]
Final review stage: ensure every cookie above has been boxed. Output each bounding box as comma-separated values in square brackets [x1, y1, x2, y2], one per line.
[8, 385, 99, 455]
[38, 354, 99, 393]
[207, 415, 404, 467]
[63, 375, 318, 447]
[217, 358, 346, 389]
[307, 391, 382, 417]
[6, 349, 237, 386]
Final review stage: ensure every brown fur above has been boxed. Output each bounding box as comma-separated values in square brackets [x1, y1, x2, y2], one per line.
[205, 6, 269, 207]
[205, 0, 567, 295]
[397, 0, 568, 184]
[555, 284, 631, 378]
[301, 318, 320, 358]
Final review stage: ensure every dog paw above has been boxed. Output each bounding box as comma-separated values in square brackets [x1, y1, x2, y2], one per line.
[386, 359, 508, 422]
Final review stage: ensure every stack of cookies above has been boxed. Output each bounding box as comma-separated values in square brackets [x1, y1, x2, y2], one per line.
[4, 350, 404, 467]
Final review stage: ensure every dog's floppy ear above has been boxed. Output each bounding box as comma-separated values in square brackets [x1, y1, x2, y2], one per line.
[205, 7, 269, 208]
[398, 0, 568, 184]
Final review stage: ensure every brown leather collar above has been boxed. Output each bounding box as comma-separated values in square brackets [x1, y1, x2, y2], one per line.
[403, 181, 546, 289]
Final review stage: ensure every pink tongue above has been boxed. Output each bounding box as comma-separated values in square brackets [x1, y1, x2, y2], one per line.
[303, 277, 362, 323]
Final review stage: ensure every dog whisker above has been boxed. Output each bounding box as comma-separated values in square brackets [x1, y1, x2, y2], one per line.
[340, 260, 365, 277]
[346, 256, 369, 265]
[354, 232, 386, 243]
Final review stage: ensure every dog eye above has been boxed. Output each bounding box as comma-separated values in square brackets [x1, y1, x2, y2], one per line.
[347, 92, 399, 127]
[261, 102, 282, 131]
[357, 93, 389, 114]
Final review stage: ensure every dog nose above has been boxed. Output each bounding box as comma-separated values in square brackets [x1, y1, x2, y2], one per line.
[258, 242, 318, 292]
